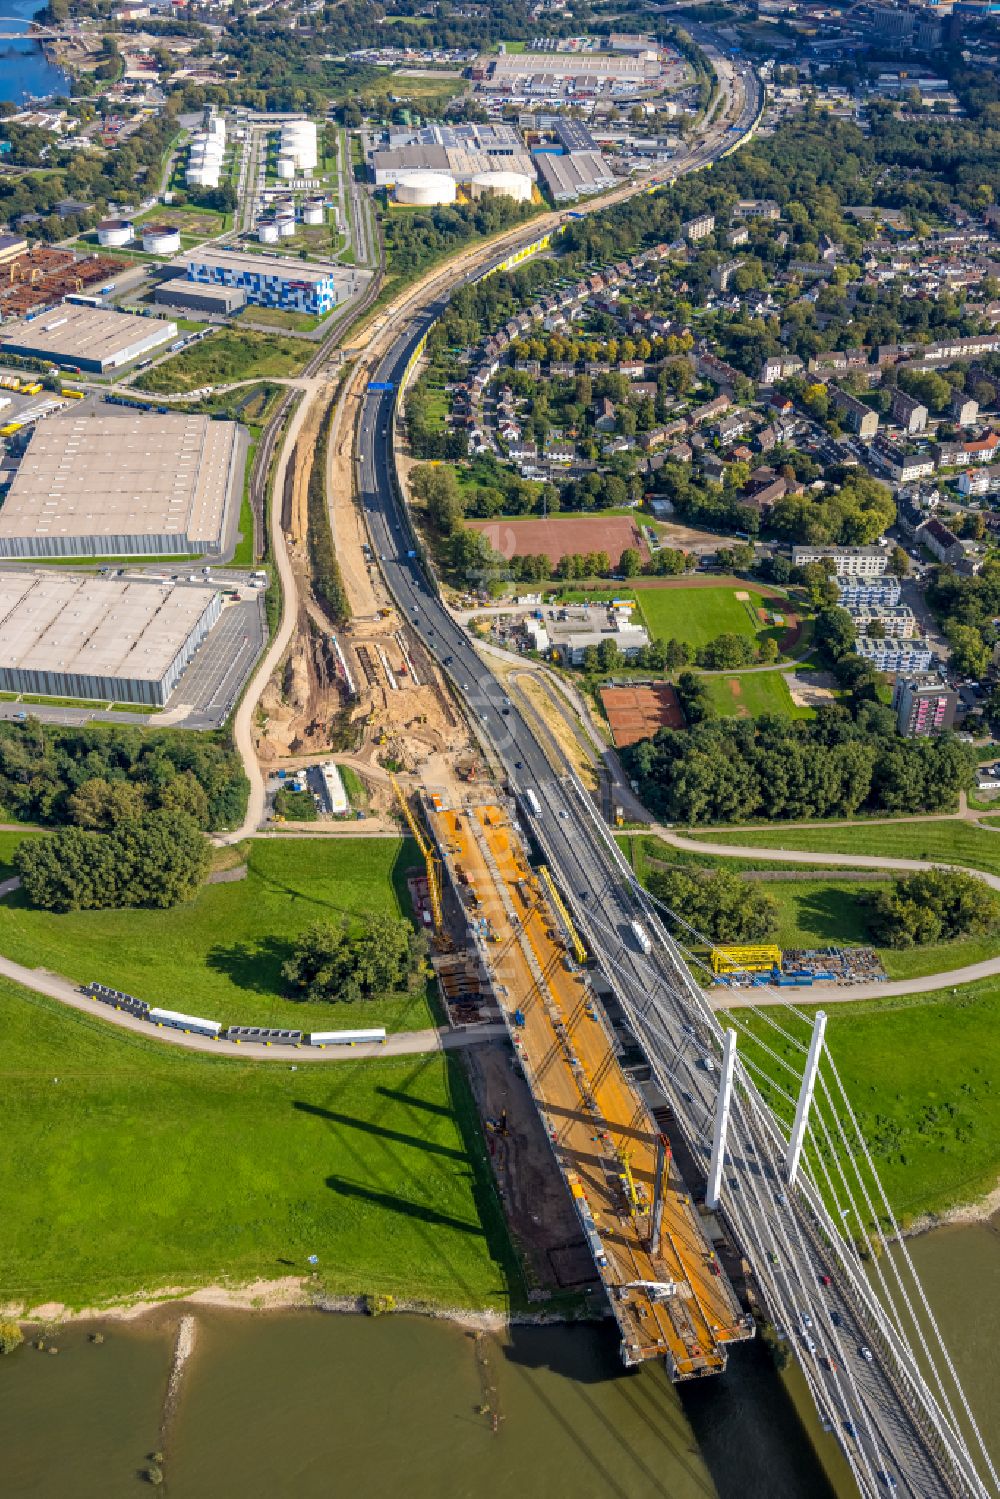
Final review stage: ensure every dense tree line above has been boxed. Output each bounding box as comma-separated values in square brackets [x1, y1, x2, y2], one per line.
[647, 865, 778, 943]
[926, 559, 1000, 681]
[0, 719, 248, 831]
[383, 196, 536, 281]
[282, 914, 427, 1004]
[867, 870, 1000, 949]
[15, 811, 208, 912]
[0, 109, 180, 243]
[308, 401, 350, 625]
[624, 704, 975, 825]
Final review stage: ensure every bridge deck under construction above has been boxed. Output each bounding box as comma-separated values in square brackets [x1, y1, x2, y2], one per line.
[427, 797, 752, 1377]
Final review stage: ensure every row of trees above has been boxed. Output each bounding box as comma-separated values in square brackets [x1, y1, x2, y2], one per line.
[624, 704, 975, 825]
[15, 812, 209, 912]
[0, 720, 248, 831]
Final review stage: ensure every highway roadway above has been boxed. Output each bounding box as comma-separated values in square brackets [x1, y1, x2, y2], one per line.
[353, 60, 994, 1499]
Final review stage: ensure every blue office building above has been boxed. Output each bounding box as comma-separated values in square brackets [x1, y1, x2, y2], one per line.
[181, 250, 337, 315]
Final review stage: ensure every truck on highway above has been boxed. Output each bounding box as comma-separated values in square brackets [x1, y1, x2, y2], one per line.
[630, 919, 652, 956]
[523, 788, 541, 818]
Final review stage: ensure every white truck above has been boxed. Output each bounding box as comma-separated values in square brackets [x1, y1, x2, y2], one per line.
[524, 788, 542, 818]
[630, 919, 652, 956]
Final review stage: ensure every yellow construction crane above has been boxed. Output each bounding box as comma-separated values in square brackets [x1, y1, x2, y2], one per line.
[539, 865, 587, 964]
[390, 774, 443, 933]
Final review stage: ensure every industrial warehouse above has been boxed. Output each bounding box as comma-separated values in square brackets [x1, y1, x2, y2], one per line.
[0, 305, 178, 373]
[177, 249, 338, 315]
[0, 572, 223, 706]
[370, 121, 536, 189]
[0, 411, 244, 559]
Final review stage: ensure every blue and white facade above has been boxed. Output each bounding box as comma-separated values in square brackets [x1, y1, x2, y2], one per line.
[180, 250, 337, 316]
[836, 577, 901, 608]
[855, 636, 932, 673]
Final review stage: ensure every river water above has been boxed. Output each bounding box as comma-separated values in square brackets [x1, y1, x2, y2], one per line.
[0, 0, 69, 105]
[1, 1216, 995, 1498]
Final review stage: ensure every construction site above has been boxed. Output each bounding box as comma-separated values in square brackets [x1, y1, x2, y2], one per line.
[408, 787, 753, 1376]
[253, 380, 483, 820]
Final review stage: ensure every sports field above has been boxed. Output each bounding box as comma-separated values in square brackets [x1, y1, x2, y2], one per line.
[634, 583, 769, 648]
[469, 514, 646, 567]
[601, 684, 684, 746]
[0, 836, 438, 1033]
[703, 670, 813, 720]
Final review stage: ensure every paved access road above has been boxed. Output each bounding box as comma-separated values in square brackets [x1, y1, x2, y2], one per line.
[4, 951, 505, 1061]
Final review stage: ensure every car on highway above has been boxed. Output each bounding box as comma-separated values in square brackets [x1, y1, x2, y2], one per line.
[860, 1344, 874, 1362]
[877, 1474, 897, 1490]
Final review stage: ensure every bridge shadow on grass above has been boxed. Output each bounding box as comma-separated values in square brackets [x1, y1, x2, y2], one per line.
[206, 936, 296, 996]
[324, 1175, 484, 1236]
[294, 1098, 468, 1163]
[297, 1053, 525, 1309]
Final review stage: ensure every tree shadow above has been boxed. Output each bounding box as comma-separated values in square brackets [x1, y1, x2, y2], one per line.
[206, 936, 297, 996]
[790, 887, 872, 945]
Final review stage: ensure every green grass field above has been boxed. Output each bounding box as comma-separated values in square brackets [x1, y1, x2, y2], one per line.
[133, 331, 308, 394]
[239, 305, 323, 334]
[762, 877, 997, 980]
[621, 838, 999, 981]
[689, 819, 1000, 878]
[0, 981, 518, 1310]
[634, 585, 767, 648]
[702, 670, 812, 720]
[0, 836, 438, 1033]
[726, 981, 1000, 1223]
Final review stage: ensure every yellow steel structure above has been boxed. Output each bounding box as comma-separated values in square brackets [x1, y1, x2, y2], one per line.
[390, 774, 443, 933]
[711, 944, 782, 976]
[427, 799, 752, 1377]
[538, 864, 587, 964]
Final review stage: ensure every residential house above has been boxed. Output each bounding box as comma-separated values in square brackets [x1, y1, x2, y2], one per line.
[831, 386, 880, 438]
[917, 516, 965, 565]
[890, 388, 928, 434]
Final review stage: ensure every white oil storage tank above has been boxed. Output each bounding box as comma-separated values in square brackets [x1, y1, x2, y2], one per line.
[276, 154, 296, 180]
[141, 223, 181, 255]
[257, 217, 280, 244]
[96, 217, 134, 248]
[302, 198, 324, 225]
[469, 170, 533, 204]
[277, 214, 297, 238]
[394, 171, 457, 207]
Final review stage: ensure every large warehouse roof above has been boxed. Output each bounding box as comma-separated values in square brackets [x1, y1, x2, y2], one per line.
[177, 249, 336, 285]
[0, 412, 240, 557]
[0, 572, 218, 689]
[0, 305, 176, 369]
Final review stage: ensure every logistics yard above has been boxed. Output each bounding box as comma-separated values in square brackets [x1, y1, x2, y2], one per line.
[0, 411, 246, 559]
[427, 794, 752, 1375]
[0, 303, 178, 373]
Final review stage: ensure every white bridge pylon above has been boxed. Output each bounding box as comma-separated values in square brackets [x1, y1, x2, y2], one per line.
[706, 1027, 737, 1211]
[786, 1010, 828, 1186]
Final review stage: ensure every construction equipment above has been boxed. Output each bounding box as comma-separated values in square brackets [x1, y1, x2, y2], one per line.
[710, 944, 782, 976]
[390, 774, 443, 934]
[539, 865, 587, 964]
